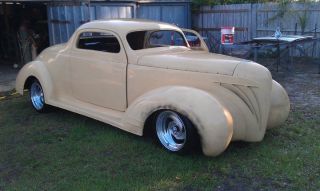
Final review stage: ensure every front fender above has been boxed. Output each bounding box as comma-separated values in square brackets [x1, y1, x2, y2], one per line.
[267, 80, 290, 129]
[15, 61, 53, 101]
[123, 86, 233, 156]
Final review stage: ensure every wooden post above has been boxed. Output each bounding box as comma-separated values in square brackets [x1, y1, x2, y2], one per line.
[250, 4, 257, 39]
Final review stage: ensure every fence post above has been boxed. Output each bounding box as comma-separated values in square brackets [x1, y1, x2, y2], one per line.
[251, 3, 257, 39]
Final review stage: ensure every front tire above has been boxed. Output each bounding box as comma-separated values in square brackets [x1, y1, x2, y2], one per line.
[29, 80, 48, 112]
[155, 110, 199, 154]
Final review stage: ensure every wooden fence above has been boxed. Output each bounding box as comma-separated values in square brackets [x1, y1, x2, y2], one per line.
[192, 3, 320, 56]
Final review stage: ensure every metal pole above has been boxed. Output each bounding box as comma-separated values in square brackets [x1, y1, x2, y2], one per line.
[277, 39, 280, 72]
[253, 47, 258, 62]
[318, 38, 320, 74]
[312, 23, 317, 57]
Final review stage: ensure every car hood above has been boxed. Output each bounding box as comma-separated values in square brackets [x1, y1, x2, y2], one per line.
[137, 49, 248, 76]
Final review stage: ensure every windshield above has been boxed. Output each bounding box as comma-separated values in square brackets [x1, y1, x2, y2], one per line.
[126, 30, 187, 50]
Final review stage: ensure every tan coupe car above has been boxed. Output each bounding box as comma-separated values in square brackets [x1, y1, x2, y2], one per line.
[16, 19, 290, 157]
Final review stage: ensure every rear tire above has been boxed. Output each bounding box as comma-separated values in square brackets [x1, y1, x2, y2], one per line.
[155, 110, 199, 154]
[29, 79, 49, 113]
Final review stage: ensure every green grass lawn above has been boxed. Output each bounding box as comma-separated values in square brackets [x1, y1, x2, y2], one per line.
[0, 95, 319, 191]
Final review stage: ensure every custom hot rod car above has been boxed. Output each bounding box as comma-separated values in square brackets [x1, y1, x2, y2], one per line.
[16, 19, 290, 157]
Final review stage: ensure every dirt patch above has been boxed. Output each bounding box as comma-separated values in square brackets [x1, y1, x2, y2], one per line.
[256, 56, 320, 110]
[273, 72, 320, 110]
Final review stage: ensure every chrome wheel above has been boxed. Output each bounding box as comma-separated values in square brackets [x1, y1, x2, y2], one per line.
[156, 111, 187, 151]
[30, 81, 45, 110]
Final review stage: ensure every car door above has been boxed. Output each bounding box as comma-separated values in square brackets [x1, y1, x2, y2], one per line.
[68, 29, 127, 111]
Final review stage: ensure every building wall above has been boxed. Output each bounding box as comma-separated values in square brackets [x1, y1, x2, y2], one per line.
[137, 2, 190, 28]
[47, 2, 136, 44]
[47, 1, 190, 45]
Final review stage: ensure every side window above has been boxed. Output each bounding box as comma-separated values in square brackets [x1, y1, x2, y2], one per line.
[77, 32, 120, 53]
[127, 31, 146, 50]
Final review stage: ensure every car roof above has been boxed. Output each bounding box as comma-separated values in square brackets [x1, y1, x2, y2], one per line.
[78, 19, 181, 34]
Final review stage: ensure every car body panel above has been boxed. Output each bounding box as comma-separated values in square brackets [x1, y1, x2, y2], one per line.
[68, 28, 128, 111]
[16, 19, 290, 157]
[137, 49, 243, 76]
